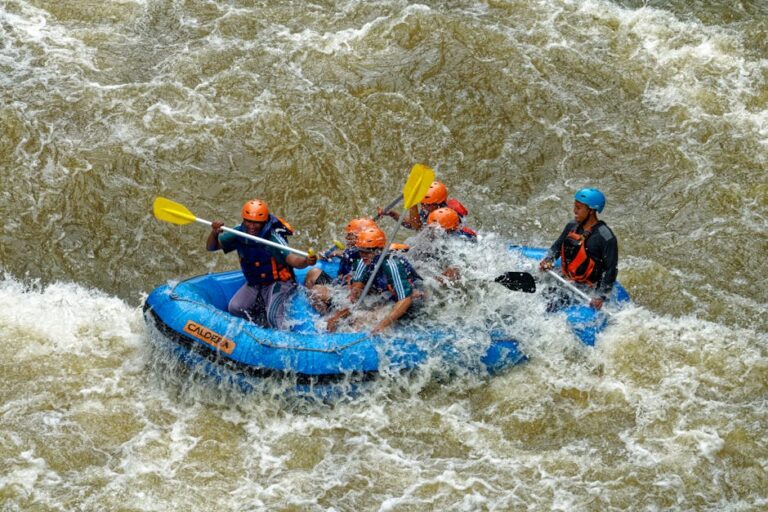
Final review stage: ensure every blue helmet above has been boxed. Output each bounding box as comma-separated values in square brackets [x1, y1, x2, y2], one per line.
[574, 188, 606, 213]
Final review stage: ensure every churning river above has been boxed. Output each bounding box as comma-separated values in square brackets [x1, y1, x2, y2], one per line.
[1, 1, 766, 510]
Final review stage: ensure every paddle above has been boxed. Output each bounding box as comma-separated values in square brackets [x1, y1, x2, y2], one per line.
[153, 196, 314, 258]
[544, 269, 592, 303]
[321, 240, 346, 259]
[494, 268, 596, 305]
[356, 164, 435, 306]
[494, 272, 536, 293]
[375, 194, 404, 220]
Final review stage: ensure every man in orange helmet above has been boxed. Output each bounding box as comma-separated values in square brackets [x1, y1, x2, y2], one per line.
[422, 207, 477, 284]
[304, 217, 378, 313]
[207, 199, 317, 328]
[379, 180, 469, 231]
[305, 217, 378, 289]
[426, 207, 477, 241]
[325, 227, 420, 334]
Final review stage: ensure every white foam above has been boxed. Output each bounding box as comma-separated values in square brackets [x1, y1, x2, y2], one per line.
[0, 276, 144, 358]
[0, 449, 61, 499]
[582, 1, 766, 147]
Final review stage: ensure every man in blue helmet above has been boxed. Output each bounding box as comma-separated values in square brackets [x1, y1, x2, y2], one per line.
[539, 188, 618, 310]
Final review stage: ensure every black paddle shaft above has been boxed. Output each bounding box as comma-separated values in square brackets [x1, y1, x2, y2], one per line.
[374, 195, 404, 220]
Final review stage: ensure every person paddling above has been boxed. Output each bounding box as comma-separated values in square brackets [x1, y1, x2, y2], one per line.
[326, 227, 419, 334]
[207, 199, 317, 328]
[427, 207, 477, 241]
[304, 217, 378, 313]
[422, 207, 477, 284]
[539, 188, 618, 310]
[305, 217, 378, 289]
[379, 180, 468, 230]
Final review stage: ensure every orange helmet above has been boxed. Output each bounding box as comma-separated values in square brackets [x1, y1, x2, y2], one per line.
[345, 218, 378, 234]
[421, 181, 448, 205]
[356, 227, 386, 250]
[427, 207, 460, 231]
[241, 199, 269, 222]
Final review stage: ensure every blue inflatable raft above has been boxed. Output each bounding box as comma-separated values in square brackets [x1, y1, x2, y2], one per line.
[143, 245, 629, 391]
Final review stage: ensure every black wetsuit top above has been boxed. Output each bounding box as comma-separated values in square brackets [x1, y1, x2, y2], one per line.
[545, 220, 618, 298]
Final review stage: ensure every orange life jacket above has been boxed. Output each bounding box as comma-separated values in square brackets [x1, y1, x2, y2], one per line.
[560, 227, 596, 285]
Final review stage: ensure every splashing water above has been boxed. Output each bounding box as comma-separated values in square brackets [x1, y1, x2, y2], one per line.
[1, 0, 766, 509]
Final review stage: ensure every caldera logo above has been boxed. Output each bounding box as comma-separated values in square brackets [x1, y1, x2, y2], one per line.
[183, 320, 235, 355]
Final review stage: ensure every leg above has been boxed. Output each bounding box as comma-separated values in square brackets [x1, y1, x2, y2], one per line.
[228, 283, 260, 318]
[264, 281, 297, 329]
[543, 286, 575, 313]
[304, 268, 332, 288]
[304, 267, 321, 288]
[307, 284, 332, 314]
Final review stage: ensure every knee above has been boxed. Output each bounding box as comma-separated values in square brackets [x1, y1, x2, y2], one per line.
[308, 285, 331, 311]
[304, 267, 322, 287]
[228, 302, 247, 317]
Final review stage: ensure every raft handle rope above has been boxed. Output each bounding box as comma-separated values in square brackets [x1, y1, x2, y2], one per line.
[169, 277, 374, 353]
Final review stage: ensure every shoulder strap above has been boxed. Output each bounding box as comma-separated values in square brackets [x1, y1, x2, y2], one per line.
[270, 215, 294, 235]
[595, 221, 614, 241]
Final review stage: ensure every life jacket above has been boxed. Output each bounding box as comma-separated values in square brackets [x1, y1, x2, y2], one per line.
[560, 223, 599, 285]
[446, 198, 468, 217]
[236, 215, 295, 286]
[457, 227, 477, 241]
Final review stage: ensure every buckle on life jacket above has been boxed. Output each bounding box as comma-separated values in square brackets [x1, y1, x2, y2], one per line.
[561, 231, 595, 284]
[562, 232, 583, 261]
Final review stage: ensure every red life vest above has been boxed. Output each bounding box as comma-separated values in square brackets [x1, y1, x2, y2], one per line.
[446, 198, 468, 217]
[560, 226, 596, 285]
[458, 227, 477, 240]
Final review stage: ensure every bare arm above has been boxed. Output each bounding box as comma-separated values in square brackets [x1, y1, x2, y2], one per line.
[348, 281, 363, 302]
[371, 296, 413, 334]
[326, 308, 351, 332]
[326, 282, 363, 332]
[286, 252, 318, 269]
[206, 221, 224, 251]
[401, 205, 422, 229]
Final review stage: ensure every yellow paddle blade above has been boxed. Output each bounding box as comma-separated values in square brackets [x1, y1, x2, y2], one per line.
[402, 163, 435, 209]
[152, 197, 197, 225]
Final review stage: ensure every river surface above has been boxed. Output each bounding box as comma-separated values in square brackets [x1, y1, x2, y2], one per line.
[1, 1, 766, 510]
